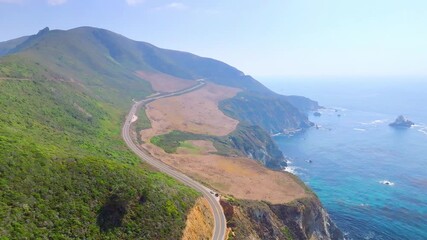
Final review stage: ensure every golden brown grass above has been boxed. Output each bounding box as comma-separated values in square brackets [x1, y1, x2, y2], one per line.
[138, 82, 307, 204]
[136, 71, 196, 92]
[141, 140, 307, 204]
[182, 198, 214, 240]
[142, 83, 240, 137]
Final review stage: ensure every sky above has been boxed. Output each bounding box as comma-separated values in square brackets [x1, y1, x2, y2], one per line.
[1, 0, 427, 78]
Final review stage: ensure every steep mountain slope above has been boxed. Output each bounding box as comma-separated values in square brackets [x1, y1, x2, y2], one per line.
[0, 41, 201, 239]
[1, 150, 199, 239]
[3, 26, 317, 124]
[0, 26, 315, 165]
[0, 26, 340, 239]
[0, 36, 29, 56]
[2, 27, 152, 107]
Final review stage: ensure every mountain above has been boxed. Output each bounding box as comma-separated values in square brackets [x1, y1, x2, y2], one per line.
[1, 26, 318, 113]
[0, 28, 207, 239]
[0, 36, 29, 56]
[0, 26, 318, 166]
[0, 26, 340, 239]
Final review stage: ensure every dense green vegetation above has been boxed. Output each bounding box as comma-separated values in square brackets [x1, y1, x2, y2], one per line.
[134, 108, 152, 143]
[0, 73, 198, 238]
[150, 130, 239, 156]
[0, 80, 136, 163]
[150, 131, 208, 154]
[178, 141, 203, 154]
[0, 148, 199, 239]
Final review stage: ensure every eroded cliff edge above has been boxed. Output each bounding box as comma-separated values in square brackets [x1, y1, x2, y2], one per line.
[216, 89, 342, 240]
[222, 195, 343, 240]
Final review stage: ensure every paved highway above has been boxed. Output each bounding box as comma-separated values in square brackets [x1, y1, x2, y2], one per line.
[122, 80, 227, 240]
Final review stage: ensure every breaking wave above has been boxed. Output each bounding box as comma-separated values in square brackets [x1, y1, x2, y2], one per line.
[361, 119, 388, 126]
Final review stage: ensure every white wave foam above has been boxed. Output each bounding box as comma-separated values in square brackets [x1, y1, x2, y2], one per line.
[353, 128, 366, 132]
[364, 231, 376, 240]
[412, 124, 427, 135]
[342, 232, 351, 240]
[419, 128, 427, 135]
[283, 166, 297, 174]
[361, 119, 387, 126]
[283, 166, 296, 174]
[379, 180, 395, 186]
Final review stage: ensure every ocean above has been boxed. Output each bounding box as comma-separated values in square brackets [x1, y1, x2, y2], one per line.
[262, 77, 427, 240]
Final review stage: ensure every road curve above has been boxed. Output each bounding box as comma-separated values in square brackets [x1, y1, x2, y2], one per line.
[122, 80, 227, 240]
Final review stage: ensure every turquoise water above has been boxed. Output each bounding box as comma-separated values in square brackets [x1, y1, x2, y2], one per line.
[263, 78, 427, 240]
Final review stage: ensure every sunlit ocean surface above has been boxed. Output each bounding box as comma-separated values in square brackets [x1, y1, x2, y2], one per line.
[263, 78, 427, 240]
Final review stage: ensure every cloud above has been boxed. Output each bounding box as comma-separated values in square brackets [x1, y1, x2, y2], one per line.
[126, 0, 187, 10]
[165, 2, 187, 10]
[47, 0, 67, 5]
[126, 0, 144, 6]
[153, 2, 188, 11]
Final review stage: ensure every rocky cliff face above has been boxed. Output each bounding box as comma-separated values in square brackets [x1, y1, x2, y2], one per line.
[284, 95, 320, 113]
[220, 92, 314, 134]
[222, 196, 343, 240]
[270, 198, 343, 240]
[225, 124, 286, 169]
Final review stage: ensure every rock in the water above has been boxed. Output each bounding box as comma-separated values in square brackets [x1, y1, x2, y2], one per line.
[389, 115, 414, 128]
[313, 112, 321, 117]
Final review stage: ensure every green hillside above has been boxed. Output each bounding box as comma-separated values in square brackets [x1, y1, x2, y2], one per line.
[0, 36, 29, 56]
[0, 59, 198, 238]
[0, 151, 199, 239]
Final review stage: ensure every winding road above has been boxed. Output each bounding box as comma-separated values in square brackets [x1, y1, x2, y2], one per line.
[121, 80, 227, 240]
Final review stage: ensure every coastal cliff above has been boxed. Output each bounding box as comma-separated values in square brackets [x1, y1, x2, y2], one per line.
[220, 92, 314, 134]
[222, 196, 343, 240]
[225, 124, 287, 169]
[149, 124, 287, 170]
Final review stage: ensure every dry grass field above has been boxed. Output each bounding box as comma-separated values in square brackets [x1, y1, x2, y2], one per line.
[136, 74, 308, 204]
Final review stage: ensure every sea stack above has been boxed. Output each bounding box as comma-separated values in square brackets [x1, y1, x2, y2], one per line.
[389, 115, 414, 128]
